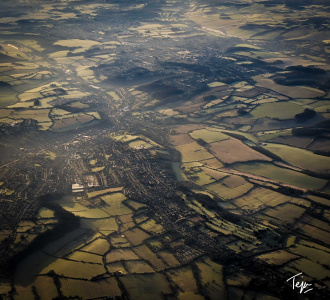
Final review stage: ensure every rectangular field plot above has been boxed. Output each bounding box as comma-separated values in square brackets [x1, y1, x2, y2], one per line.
[170, 133, 195, 146]
[120, 273, 172, 300]
[33, 276, 58, 300]
[200, 167, 227, 180]
[10, 109, 51, 123]
[125, 199, 146, 210]
[252, 75, 325, 99]
[200, 158, 224, 169]
[132, 245, 166, 271]
[100, 193, 132, 216]
[60, 277, 121, 299]
[42, 228, 90, 256]
[157, 251, 180, 268]
[234, 162, 327, 190]
[40, 258, 105, 279]
[283, 258, 329, 280]
[183, 165, 215, 186]
[264, 143, 330, 173]
[257, 250, 299, 265]
[296, 223, 330, 245]
[67, 250, 103, 264]
[195, 258, 226, 300]
[260, 204, 305, 224]
[107, 261, 128, 274]
[79, 238, 110, 255]
[125, 260, 155, 274]
[233, 187, 291, 210]
[288, 244, 330, 266]
[206, 177, 253, 200]
[110, 234, 131, 248]
[249, 101, 305, 120]
[80, 217, 118, 231]
[209, 139, 271, 164]
[106, 248, 139, 263]
[176, 142, 214, 162]
[72, 207, 110, 218]
[189, 128, 230, 143]
[167, 266, 198, 293]
[139, 219, 165, 235]
[87, 187, 123, 198]
[124, 228, 151, 245]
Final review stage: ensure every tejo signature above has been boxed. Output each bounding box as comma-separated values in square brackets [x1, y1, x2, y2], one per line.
[286, 272, 313, 294]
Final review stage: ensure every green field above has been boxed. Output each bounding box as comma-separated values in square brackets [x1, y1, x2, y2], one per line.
[234, 187, 290, 210]
[249, 101, 304, 119]
[264, 143, 330, 173]
[234, 162, 327, 190]
[189, 128, 229, 143]
[206, 179, 254, 200]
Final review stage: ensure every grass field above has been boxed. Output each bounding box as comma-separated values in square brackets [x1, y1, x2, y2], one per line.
[200, 158, 224, 169]
[189, 128, 229, 143]
[297, 223, 330, 245]
[125, 199, 146, 210]
[41, 257, 105, 279]
[80, 217, 118, 231]
[124, 228, 151, 246]
[107, 261, 128, 274]
[101, 193, 132, 216]
[252, 75, 325, 98]
[234, 187, 290, 210]
[132, 245, 166, 271]
[176, 141, 214, 162]
[121, 273, 172, 300]
[261, 203, 305, 224]
[209, 139, 271, 164]
[36, 208, 55, 219]
[207, 180, 253, 200]
[0, 87, 18, 106]
[196, 257, 226, 300]
[167, 266, 198, 292]
[264, 143, 330, 173]
[79, 238, 110, 255]
[140, 219, 165, 235]
[284, 258, 329, 280]
[42, 228, 90, 256]
[289, 244, 330, 267]
[257, 250, 299, 265]
[250, 101, 305, 120]
[184, 165, 215, 186]
[67, 250, 103, 264]
[158, 251, 180, 268]
[87, 187, 123, 198]
[125, 260, 155, 274]
[106, 248, 139, 263]
[60, 277, 121, 299]
[33, 276, 58, 300]
[234, 162, 327, 190]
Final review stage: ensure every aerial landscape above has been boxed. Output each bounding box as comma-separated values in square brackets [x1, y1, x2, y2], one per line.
[0, 0, 329, 299]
